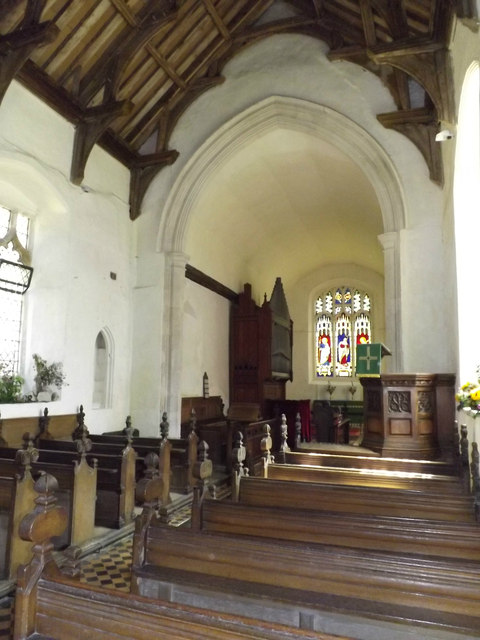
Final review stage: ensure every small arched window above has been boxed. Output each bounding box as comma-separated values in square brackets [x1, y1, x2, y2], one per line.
[314, 287, 372, 377]
[92, 330, 112, 409]
[0, 205, 31, 374]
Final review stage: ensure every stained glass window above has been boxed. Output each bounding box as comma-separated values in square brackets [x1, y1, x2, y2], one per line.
[0, 207, 31, 375]
[314, 287, 371, 377]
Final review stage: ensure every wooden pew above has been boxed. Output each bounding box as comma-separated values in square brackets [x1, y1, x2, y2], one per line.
[91, 413, 195, 494]
[127, 447, 480, 637]
[180, 396, 227, 466]
[0, 435, 132, 530]
[13, 469, 347, 640]
[197, 496, 480, 561]
[264, 460, 466, 493]
[0, 465, 35, 580]
[0, 410, 76, 448]
[0, 435, 97, 549]
[284, 449, 457, 476]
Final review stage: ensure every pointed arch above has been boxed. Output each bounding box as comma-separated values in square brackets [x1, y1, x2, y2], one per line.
[158, 96, 406, 253]
[92, 327, 114, 409]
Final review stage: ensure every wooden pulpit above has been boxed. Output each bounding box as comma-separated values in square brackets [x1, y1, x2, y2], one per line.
[360, 374, 455, 460]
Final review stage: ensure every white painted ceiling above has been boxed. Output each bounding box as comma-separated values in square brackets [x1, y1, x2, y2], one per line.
[185, 126, 384, 298]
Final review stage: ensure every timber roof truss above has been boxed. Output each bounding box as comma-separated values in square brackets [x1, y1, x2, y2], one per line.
[0, 0, 473, 218]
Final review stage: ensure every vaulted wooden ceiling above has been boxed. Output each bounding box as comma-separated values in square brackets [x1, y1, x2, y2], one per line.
[0, 0, 470, 218]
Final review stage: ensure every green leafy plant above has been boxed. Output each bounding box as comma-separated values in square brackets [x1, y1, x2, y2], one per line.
[32, 354, 67, 396]
[0, 364, 24, 403]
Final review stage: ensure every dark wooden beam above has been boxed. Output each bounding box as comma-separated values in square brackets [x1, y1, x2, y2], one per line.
[0, 20, 58, 106]
[359, 0, 377, 47]
[370, 45, 455, 123]
[202, 0, 232, 40]
[377, 107, 443, 184]
[311, 0, 325, 19]
[431, 0, 457, 41]
[185, 264, 238, 302]
[17, 60, 83, 123]
[327, 45, 370, 64]
[71, 100, 133, 185]
[233, 16, 328, 44]
[129, 150, 179, 220]
[78, 1, 177, 105]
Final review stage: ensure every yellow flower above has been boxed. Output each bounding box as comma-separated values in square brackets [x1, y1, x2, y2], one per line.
[462, 382, 472, 390]
[470, 387, 480, 402]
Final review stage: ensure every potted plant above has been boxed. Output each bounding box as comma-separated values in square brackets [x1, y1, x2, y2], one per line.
[0, 364, 24, 403]
[32, 354, 67, 401]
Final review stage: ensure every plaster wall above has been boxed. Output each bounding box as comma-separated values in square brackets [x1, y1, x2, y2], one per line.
[0, 82, 134, 432]
[181, 280, 230, 405]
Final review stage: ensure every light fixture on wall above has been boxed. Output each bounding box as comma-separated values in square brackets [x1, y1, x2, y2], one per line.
[435, 129, 454, 142]
[0, 258, 33, 294]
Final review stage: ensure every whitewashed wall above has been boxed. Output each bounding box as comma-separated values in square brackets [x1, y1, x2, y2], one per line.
[0, 82, 134, 432]
[181, 280, 230, 405]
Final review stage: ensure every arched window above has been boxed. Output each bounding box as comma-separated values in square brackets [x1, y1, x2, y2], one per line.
[92, 329, 113, 409]
[314, 287, 371, 377]
[0, 205, 31, 374]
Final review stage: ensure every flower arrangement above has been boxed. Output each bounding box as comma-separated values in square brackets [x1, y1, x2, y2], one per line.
[32, 354, 67, 397]
[456, 371, 480, 417]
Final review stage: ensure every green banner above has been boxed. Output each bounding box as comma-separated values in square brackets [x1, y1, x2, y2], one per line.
[356, 343, 383, 377]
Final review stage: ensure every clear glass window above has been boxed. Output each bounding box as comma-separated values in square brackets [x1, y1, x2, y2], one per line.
[0, 206, 31, 374]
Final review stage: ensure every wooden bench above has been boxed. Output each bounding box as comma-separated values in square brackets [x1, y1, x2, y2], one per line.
[0, 436, 132, 530]
[180, 396, 227, 466]
[92, 414, 196, 495]
[0, 410, 76, 448]
[131, 510, 480, 635]
[284, 449, 457, 475]
[236, 475, 475, 521]
[12, 469, 348, 640]
[0, 468, 35, 581]
[0, 436, 97, 550]
[264, 460, 466, 493]
[39, 432, 171, 505]
[197, 495, 480, 561]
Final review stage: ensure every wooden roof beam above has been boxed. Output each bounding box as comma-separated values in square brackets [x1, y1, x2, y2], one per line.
[233, 15, 338, 48]
[381, 0, 410, 38]
[129, 150, 179, 220]
[370, 42, 455, 123]
[78, 2, 177, 105]
[359, 0, 377, 47]
[145, 44, 187, 89]
[71, 100, 133, 185]
[377, 107, 443, 184]
[431, 0, 457, 41]
[311, 0, 325, 18]
[202, 0, 232, 40]
[0, 19, 58, 106]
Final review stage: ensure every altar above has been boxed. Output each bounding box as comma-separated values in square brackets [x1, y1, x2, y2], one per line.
[360, 373, 456, 460]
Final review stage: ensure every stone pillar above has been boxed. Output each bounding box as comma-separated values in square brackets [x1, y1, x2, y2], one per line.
[378, 231, 402, 372]
[161, 251, 189, 435]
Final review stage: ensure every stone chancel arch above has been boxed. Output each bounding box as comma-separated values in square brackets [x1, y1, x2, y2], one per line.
[155, 96, 407, 426]
[158, 96, 406, 253]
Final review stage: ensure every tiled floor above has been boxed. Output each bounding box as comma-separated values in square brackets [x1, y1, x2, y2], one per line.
[0, 503, 193, 638]
[79, 503, 191, 592]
